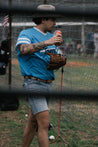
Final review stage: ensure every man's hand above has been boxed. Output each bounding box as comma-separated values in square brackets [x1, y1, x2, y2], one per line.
[45, 34, 63, 46]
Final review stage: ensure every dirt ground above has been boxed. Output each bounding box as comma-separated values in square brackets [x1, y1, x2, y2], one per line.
[12, 58, 92, 67]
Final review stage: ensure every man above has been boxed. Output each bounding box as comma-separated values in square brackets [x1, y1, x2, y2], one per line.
[94, 29, 98, 58]
[15, 4, 64, 147]
[85, 28, 94, 55]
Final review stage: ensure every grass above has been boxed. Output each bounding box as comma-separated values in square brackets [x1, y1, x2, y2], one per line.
[49, 99, 98, 147]
[0, 99, 98, 147]
[0, 54, 98, 146]
[53, 55, 98, 91]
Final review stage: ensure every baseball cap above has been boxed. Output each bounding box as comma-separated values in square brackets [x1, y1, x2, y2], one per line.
[33, 4, 61, 18]
[37, 4, 55, 11]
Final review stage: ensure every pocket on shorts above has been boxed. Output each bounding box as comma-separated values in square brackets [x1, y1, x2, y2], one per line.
[23, 79, 32, 88]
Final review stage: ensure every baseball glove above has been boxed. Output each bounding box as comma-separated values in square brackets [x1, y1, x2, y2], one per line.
[46, 52, 67, 70]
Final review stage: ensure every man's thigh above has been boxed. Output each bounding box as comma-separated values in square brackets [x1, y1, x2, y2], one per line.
[35, 110, 50, 127]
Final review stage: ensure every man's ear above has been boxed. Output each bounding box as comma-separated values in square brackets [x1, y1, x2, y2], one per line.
[42, 19, 46, 24]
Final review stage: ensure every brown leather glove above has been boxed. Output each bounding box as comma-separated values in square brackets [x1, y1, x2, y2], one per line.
[46, 52, 67, 70]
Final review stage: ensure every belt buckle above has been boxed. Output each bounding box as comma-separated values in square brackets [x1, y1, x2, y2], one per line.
[46, 79, 52, 83]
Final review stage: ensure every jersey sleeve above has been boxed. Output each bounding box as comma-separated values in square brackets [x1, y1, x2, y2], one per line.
[55, 47, 62, 54]
[15, 30, 31, 51]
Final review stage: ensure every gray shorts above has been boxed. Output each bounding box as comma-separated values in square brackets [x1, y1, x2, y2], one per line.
[23, 78, 52, 115]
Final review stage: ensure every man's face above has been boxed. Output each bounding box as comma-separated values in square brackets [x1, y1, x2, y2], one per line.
[43, 18, 56, 32]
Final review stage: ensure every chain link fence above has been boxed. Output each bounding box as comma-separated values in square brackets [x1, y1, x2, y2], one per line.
[0, 1, 98, 147]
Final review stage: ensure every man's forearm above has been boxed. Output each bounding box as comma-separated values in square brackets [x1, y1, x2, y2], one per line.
[19, 35, 63, 54]
[20, 41, 49, 54]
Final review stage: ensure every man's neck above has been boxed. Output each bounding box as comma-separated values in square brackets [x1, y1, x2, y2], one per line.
[35, 25, 47, 34]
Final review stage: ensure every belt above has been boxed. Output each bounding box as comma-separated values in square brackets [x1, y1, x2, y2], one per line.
[24, 76, 53, 83]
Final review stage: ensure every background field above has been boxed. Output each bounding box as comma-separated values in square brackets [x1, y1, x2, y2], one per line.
[0, 54, 98, 147]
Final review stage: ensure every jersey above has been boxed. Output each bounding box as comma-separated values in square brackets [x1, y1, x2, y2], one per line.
[15, 27, 60, 80]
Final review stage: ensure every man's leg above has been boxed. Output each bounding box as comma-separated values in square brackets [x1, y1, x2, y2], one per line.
[22, 109, 37, 147]
[36, 110, 50, 147]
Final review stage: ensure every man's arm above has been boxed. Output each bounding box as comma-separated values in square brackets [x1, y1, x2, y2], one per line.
[20, 41, 48, 54]
[19, 34, 63, 55]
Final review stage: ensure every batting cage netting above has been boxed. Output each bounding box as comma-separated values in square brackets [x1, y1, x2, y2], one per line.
[0, 0, 98, 147]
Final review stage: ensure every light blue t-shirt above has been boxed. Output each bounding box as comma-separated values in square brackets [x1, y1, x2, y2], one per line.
[15, 27, 60, 80]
